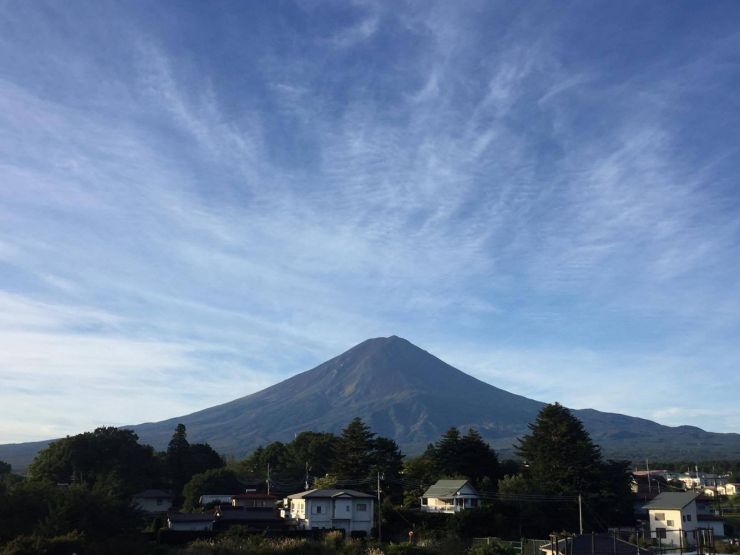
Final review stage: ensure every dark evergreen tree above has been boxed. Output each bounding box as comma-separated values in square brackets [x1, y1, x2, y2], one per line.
[433, 427, 462, 476]
[188, 443, 225, 476]
[333, 417, 376, 481]
[513, 403, 635, 533]
[371, 436, 405, 501]
[166, 423, 192, 494]
[457, 428, 499, 488]
[402, 454, 438, 507]
[424, 427, 499, 487]
[285, 431, 339, 482]
[181, 468, 244, 511]
[0, 460, 11, 475]
[515, 403, 602, 495]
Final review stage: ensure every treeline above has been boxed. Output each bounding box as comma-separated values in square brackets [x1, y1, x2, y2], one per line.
[0, 404, 654, 553]
[0, 425, 226, 554]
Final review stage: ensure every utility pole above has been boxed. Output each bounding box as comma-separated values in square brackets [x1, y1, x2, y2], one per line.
[267, 463, 271, 496]
[377, 472, 382, 543]
[578, 494, 583, 535]
[647, 459, 652, 495]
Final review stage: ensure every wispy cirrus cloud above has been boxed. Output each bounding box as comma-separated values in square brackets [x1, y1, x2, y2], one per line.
[0, 1, 739, 441]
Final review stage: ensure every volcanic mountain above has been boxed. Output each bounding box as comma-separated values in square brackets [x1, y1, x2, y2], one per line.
[2, 336, 740, 470]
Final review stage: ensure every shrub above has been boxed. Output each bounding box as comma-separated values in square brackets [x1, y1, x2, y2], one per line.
[467, 539, 518, 555]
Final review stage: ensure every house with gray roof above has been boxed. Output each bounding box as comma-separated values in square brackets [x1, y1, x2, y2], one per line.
[643, 492, 700, 547]
[421, 479, 481, 513]
[131, 489, 173, 514]
[282, 489, 374, 536]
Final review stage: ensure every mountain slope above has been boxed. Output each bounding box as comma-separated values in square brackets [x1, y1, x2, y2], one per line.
[117, 336, 740, 460]
[130, 335, 545, 455]
[2, 335, 739, 471]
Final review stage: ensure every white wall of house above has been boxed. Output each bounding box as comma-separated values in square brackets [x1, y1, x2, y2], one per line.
[286, 496, 373, 534]
[649, 504, 698, 547]
[422, 483, 481, 513]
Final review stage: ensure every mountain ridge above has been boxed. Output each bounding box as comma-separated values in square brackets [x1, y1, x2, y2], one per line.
[2, 335, 739, 471]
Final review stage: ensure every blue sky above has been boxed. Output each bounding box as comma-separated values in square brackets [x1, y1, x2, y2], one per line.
[1, 1, 739, 444]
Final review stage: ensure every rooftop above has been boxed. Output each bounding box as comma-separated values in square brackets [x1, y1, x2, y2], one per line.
[643, 492, 699, 510]
[422, 479, 476, 499]
[287, 488, 374, 500]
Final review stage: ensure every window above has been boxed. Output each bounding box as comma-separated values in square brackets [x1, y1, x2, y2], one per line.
[312, 505, 322, 514]
[655, 512, 665, 521]
[656, 528, 667, 539]
[357, 503, 367, 512]
[667, 520, 674, 527]
[686, 514, 692, 522]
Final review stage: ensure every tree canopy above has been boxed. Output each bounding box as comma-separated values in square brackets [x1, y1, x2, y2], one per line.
[423, 426, 500, 488]
[512, 403, 634, 533]
[515, 403, 602, 495]
[27, 427, 160, 496]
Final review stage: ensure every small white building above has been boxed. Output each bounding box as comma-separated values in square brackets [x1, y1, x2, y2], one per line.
[283, 489, 374, 536]
[644, 492, 699, 547]
[421, 479, 481, 513]
[131, 489, 174, 514]
[717, 483, 739, 496]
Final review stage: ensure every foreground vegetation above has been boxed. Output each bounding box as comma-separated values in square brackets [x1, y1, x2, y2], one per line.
[1, 403, 735, 554]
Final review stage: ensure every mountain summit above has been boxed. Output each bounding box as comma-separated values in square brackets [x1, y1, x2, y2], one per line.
[128, 335, 740, 460]
[132, 335, 544, 455]
[2, 336, 740, 469]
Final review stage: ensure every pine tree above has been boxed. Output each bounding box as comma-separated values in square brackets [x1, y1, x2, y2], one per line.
[433, 427, 462, 476]
[457, 428, 499, 487]
[515, 403, 602, 494]
[166, 423, 192, 494]
[333, 418, 376, 481]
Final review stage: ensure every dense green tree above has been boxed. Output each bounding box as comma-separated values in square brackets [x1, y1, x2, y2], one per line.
[188, 443, 225, 475]
[371, 436, 405, 502]
[423, 427, 499, 488]
[242, 442, 289, 477]
[333, 418, 376, 481]
[513, 403, 634, 532]
[591, 459, 636, 525]
[27, 427, 160, 496]
[0, 480, 57, 543]
[515, 403, 602, 495]
[402, 455, 438, 507]
[285, 432, 339, 482]
[457, 428, 499, 487]
[433, 427, 462, 476]
[181, 468, 244, 511]
[0, 461, 10, 476]
[37, 484, 141, 541]
[165, 423, 191, 493]
[164, 424, 224, 496]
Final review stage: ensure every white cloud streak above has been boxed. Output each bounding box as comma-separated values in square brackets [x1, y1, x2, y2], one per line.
[0, 2, 739, 441]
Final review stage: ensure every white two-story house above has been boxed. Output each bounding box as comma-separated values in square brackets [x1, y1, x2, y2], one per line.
[282, 489, 374, 536]
[644, 492, 699, 547]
